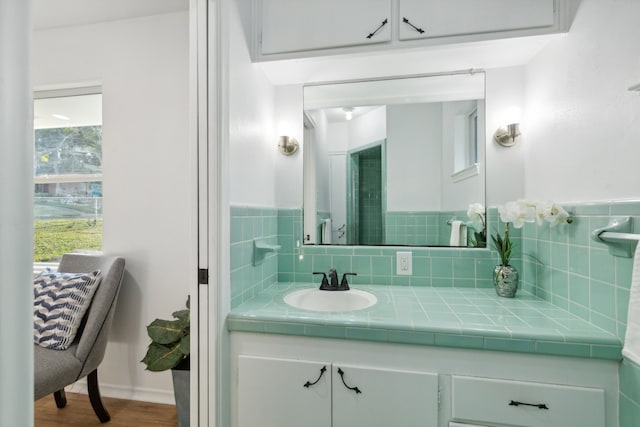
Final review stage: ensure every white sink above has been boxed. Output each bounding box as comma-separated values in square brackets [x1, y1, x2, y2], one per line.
[284, 288, 377, 312]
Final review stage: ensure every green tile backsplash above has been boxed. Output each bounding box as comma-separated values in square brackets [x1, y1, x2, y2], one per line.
[620, 359, 640, 426]
[521, 200, 640, 340]
[230, 206, 279, 308]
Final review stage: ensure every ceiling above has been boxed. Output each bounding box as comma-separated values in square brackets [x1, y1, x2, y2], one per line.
[33, 0, 188, 30]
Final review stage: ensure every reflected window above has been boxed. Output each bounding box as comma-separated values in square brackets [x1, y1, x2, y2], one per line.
[33, 88, 103, 265]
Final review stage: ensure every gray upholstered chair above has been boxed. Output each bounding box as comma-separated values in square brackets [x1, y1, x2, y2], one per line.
[34, 254, 126, 423]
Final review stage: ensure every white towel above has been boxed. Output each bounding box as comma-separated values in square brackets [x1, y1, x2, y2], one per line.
[322, 219, 332, 245]
[449, 220, 467, 247]
[623, 242, 640, 364]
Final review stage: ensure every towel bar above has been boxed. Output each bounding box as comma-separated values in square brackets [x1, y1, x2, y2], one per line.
[592, 217, 639, 257]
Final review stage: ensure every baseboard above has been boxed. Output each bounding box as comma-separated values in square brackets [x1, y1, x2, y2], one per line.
[67, 379, 176, 405]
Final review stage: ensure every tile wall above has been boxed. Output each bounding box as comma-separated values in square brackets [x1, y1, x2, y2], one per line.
[521, 201, 640, 340]
[276, 207, 509, 288]
[230, 206, 279, 308]
[620, 359, 640, 425]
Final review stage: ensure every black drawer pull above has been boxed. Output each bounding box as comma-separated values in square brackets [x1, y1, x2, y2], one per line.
[402, 17, 425, 34]
[303, 365, 327, 388]
[337, 368, 362, 394]
[366, 19, 388, 39]
[509, 400, 549, 410]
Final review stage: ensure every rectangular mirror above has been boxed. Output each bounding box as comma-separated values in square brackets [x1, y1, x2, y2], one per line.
[303, 71, 486, 247]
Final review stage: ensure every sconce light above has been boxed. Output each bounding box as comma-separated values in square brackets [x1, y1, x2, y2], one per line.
[343, 107, 354, 121]
[278, 135, 298, 156]
[494, 123, 521, 147]
[494, 106, 522, 147]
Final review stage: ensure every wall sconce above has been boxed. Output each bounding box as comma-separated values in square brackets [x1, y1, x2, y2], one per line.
[278, 135, 298, 156]
[494, 123, 521, 147]
[494, 106, 521, 147]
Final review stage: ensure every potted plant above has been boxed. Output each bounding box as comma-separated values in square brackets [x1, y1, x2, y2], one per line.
[492, 200, 572, 298]
[142, 298, 190, 427]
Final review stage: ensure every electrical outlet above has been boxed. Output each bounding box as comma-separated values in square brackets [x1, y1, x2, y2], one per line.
[396, 251, 412, 275]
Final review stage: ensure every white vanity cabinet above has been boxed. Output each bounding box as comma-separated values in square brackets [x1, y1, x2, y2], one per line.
[236, 355, 439, 427]
[259, 0, 391, 55]
[231, 333, 619, 427]
[398, 0, 555, 41]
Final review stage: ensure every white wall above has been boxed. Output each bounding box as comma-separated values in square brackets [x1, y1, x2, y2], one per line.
[523, 0, 640, 202]
[273, 85, 303, 208]
[229, 5, 277, 207]
[485, 66, 526, 207]
[33, 12, 190, 403]
[348, 106, 386, 150]
[387, 103, 442, 211]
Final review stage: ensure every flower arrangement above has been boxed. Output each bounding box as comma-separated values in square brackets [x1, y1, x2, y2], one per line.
[467, 203, 486, 247]
[494, 200, 573, 266]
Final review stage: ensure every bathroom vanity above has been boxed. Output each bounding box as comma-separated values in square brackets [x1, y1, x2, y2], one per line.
[228, 284, 620, 427]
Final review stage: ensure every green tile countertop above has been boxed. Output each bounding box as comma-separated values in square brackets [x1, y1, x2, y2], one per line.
[227, 283, 622, 360]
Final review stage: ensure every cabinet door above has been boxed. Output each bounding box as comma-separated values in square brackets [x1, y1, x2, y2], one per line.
[398, 0, 555, 41]
[260, 0, 391, 55]
[332, 364, 439, 427]
[237, 355, 331, 427]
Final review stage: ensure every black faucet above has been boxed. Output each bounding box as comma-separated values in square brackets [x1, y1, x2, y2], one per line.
[313, 269, 357, 291]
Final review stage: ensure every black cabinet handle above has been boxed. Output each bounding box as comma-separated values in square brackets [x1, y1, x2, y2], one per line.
[337, 368, 362, 394]
[402, 17, 425, 34]
[366, 19, 388, 39]
[303, 365, 327, 388]
[509, 400, 549, 410]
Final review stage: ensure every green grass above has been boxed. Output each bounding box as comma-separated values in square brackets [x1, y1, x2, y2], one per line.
[34, 218, 103, 262]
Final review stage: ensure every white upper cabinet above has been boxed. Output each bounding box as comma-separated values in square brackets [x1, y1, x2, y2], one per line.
[260, 0, 391, 55]
[398, 0, 555, 41]
[254, 0, 575, 62]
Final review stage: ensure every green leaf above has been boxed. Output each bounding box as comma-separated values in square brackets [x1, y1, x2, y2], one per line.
[179, 334, 190, 357]
[147, 319, 184, 345]
[141, 342, 184, 371]
[172, 308, 190, 324]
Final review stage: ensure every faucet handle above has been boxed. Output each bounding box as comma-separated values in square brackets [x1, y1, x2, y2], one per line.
[340, 273, 357, 289]
[313, 272, 329, 289]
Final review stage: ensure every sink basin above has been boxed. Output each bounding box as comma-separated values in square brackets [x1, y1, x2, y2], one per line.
[284, 288, 377, 312]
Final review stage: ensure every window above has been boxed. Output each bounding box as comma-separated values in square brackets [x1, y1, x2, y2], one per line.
[33, 88, 103, 265]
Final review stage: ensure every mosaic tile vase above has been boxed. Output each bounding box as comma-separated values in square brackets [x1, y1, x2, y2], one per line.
[493, 264, 519, 298]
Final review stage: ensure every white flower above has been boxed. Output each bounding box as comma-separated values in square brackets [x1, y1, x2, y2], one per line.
[541, 202, 572, 227]
[498, 199, 572, 229]
[467, 203, 485, 222]
[499, 200, 536, 228]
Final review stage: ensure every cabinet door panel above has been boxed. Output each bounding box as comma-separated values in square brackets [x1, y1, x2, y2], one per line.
[399, 0, 555, 41]
[332, 364, 438, 427]
[261, 0, 391, 55]
[237, 355, 331, 427]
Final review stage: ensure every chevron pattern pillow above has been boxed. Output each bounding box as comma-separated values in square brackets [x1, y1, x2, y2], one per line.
[33, 269, 102, 350]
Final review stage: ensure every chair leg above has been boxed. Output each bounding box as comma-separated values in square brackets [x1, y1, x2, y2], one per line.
[53, 389, 67, 408]
[87, 369, 111, 423]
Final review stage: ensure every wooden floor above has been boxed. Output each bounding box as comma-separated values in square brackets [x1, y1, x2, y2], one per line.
[35, 392, 178, 427]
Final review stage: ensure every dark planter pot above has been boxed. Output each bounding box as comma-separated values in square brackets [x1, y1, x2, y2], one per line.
[172, 359, 190, 427]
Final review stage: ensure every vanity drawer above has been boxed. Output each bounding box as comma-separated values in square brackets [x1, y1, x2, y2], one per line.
[451, 375, 605, 427]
